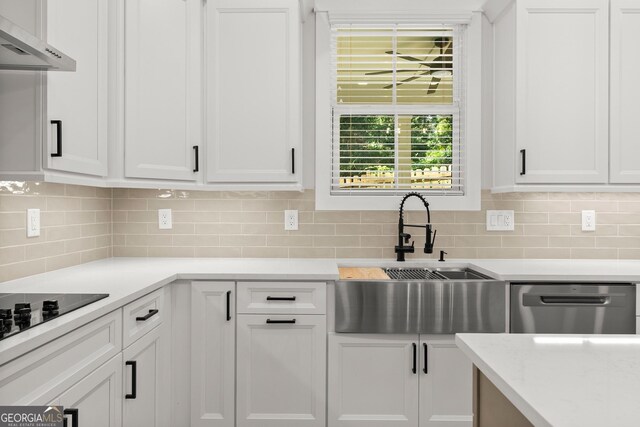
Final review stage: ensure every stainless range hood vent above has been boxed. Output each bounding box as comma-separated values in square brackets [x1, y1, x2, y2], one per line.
[0, 14, 75, 71]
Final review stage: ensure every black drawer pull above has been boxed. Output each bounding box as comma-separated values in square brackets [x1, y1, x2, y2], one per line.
[266, 319, 296, 324]
[136, 309, 159, 321]
[63, 408, 78, 427]
[125, 360, 137, 399]
[520, 149, 526, 175]
[423, 343, 428, 374]
[291, 148, 295, 174]
[266, 296, 297, 301]
[51, 120, 62, 157]
[226, 290, 231, 321]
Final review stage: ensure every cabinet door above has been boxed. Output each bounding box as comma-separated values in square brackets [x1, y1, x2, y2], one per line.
[515, 0, 608, 184]
[328, 333, 419, 427]
[124, 0, 201, 181]
[191, 282, 235, 427]
[205, 0, 301, 183]
[419, 337, 472, 427]
[610, 1, 640, 183]
[46, 0, 108, 176]
[123, 327, 167, 427]
[56, 355, 122, 427]
[236, 314, 326, 427]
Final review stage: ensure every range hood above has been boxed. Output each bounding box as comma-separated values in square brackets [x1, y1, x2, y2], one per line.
[0, 14, 75, 71]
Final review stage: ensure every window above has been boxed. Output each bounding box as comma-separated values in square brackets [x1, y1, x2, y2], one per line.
[315, 10, 481, 211]
[331, 26, 464, 195]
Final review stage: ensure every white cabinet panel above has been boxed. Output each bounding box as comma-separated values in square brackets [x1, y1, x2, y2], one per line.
[46, 0, 108, 176]
[122, 326, 166, 427]
[610, 1, 640, 183]
[236, 314, 326, 427]
[205, 0, 301, 183]
[236, 281, 326, 315]
[124, 0, 201, 181]
[419, 338, 473, 427]
[191, 282, 235, 427]
[328, 333, 419, 427]
[56, 355, 122, 427]
[515, 0, 608, 184]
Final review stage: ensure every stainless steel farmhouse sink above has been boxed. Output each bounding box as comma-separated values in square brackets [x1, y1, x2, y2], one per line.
[335, 267, 506, 334]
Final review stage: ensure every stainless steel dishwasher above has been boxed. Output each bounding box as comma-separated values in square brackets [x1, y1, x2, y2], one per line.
[510, 283, 636, 334]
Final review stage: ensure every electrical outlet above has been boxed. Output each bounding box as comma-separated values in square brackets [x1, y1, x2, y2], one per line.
[27, 208, 40, 237]
[284, 210, 298, 231]
[582, 210, 596, 231]
[158, 209, 172, 229]
[486, 210, 515, 231]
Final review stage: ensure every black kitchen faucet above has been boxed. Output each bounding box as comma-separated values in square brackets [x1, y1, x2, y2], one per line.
[394, 192, 437, 262]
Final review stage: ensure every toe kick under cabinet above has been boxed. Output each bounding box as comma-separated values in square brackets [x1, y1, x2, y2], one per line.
[191, 281, 327, 427]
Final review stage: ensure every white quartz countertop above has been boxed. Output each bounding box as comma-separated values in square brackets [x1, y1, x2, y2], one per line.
[0, 257, 339, 365]
[456, 333, 640, 427]
[3, 256, 640, 365]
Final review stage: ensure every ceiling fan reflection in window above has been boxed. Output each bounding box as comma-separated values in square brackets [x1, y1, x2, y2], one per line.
[366, 37, 453, 94]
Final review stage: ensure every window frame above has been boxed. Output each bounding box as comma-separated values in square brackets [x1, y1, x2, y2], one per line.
[315, 10, 483, 211]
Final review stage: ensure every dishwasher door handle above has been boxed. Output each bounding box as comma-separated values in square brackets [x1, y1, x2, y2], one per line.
[524, 294, 610, 306]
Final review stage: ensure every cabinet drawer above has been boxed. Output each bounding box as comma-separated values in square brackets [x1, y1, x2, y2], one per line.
[0, 310, 122, 405]
[237, 282, 326, 314]
[123, 288, 165, 348]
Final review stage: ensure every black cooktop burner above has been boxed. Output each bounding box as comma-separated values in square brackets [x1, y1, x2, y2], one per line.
[0, 293, 108, 341]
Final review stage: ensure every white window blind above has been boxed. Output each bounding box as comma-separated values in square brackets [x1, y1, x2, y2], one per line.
[330, 24, 466, 196]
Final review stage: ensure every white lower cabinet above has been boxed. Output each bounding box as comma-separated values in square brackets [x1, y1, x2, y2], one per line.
[328, 333, 472, 427]
[55, 354, 123, 427]
[236, 314, 326, 427]
[122, 326, 166, 427]
[419, 337, 473, 427]
[191, 282, 235, 427]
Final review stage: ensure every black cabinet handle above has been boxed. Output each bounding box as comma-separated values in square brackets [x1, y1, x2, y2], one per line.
[423, 343, 428, 374]
[193, 146, 199, 173]
[266, 319, 296, 324]
[291, 148, 295, 174]
[412, 343, 417, 374]
[63, 408, 78, 427]
[266, 296, 296, 301]
[136, 309, 158, 322]
[520, 149, 526, 175]
[51, 120, 62, 157]
[226, 290, 231, 321]
[125, 360, 137, 399]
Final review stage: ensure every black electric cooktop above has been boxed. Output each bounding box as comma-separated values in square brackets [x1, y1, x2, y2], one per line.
[0, 293, 108, 341]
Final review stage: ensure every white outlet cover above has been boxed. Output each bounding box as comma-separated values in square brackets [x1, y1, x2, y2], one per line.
[158, 208, 172, 230]
[284, 210, 298, 231]
[582, 210, 596, 231]
[486, 210, 515, 231]
[27, 208, 40, 237]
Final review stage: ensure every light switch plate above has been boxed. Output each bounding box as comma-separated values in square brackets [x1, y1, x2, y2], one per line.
[582, 210, 596, 231]
[486, 210, 515, 231]
[27, 208, 40, 237]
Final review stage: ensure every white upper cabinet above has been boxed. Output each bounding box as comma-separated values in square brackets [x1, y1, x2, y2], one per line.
[609, 0, 640, 183]
[493, 0, 612, 190]
[515, 0, 609, 184]
[123, 0, 201, 181]
[46, 0, 108, 177]
[204, 0, 301, 184]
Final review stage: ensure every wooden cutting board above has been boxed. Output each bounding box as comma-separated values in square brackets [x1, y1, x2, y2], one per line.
[339, 267, 390, 280]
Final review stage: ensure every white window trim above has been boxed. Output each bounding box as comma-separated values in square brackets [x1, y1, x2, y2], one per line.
[315, 10, 483, 211]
